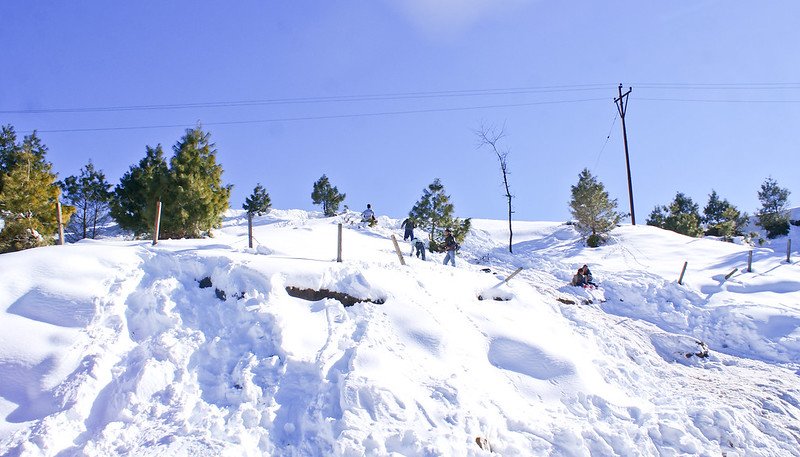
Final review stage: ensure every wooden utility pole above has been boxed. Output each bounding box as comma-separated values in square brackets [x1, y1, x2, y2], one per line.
[614, 84, 636, 225]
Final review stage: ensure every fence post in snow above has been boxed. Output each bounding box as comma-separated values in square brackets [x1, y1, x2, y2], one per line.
[678, 261, 688, 285]
[725, 268, 738, 280]
[337, 223, 342, 262]
[788, 239, 792, 263]
[248, 212, 253, 249]
[747, 250, 753, 272]
[391, 235, 406, 266]
[55, 201, 65, 246]
[152, 201, 162, 246]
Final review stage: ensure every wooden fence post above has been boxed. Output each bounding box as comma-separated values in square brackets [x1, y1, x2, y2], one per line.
[678, 261, 688, 285]
[55, 201, 65, 245]
[747, 250, 753, 272]
[391, 235, 406, 266]
[248, 212, 253, 249]
[499, 267, 524, 286]
[152, 201, 162, 246]
[788, 239, 792, 263]
[724, 268, 738, 280]
[337, 223, 342, 262]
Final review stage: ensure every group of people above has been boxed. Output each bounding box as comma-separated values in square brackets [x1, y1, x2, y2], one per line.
[359, 207, 457, 267]
[402, 217, 457, 267]
[571, 264, 596, 287]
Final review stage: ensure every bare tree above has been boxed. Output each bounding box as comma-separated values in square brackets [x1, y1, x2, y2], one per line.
[476, 123, 514, 253]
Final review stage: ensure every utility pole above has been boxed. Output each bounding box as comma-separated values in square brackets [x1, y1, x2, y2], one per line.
[614, 84, 636, 225]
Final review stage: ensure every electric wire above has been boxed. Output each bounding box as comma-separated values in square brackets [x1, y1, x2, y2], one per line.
[25, 96, 610, 134]
[592, 112, 618, 171]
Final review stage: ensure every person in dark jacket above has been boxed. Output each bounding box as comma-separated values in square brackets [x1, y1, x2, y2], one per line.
[410, 236, 426, 260]
[581, 265, 596, 286]
[401, 218, 416, 241]
[442, 228, 457, 267]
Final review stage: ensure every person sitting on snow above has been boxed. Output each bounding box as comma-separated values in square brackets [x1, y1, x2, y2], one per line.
[361, 204, 376, 226]
[571, 268, 586, 287]
[581, 264, 597, 286]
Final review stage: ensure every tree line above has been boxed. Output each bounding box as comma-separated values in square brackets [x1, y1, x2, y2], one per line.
[0, 123, 473, 254]
[568, 168, 794, 246]
[0, 122, 793, 254]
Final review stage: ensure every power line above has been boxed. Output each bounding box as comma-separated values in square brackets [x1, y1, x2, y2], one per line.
[637, 97, 800, 103]
[1, 84, 612, 115]
[25, 97, 610, 133]
[592, 112, 618, 171]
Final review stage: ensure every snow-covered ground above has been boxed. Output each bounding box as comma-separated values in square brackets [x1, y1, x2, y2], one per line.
[1, 209, 798, 456]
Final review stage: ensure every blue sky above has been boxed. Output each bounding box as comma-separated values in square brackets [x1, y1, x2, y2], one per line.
[1, 1, 798, 222]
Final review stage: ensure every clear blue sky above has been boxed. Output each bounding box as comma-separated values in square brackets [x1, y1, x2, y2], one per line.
[1, 1, 798, 222]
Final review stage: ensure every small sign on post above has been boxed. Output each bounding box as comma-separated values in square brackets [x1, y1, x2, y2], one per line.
[337, 223, 342, 262]
[391, 235, 406, 266]
[152, 201, 162, 246]
[55, 201, 65, 245]
[678, 261, 688, 285]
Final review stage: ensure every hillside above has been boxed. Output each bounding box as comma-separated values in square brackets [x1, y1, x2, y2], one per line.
[1, 210, 799, 456]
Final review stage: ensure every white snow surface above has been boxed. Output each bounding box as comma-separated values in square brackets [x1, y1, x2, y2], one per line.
[1, 209, 799, 456]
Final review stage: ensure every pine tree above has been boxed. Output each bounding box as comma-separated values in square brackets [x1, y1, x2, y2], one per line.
[568, 168, 621, 247]
[409, 178, 471, 251]
[756, 177, 791, 239]
[646, 192, 703, 237]
[161, 126, 232, 238]
[702, 190, 746, 240]
[110, 145, 169, 236]
[243, 183, 272, 216]
[0, 132, 74, 253]
[311, 174, 346, 217]
[60, 161, 113, 241]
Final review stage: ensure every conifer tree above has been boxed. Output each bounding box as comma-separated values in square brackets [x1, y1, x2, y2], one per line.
[161, 126, 232, 238]
[702, 190, 747, 240]
[110, 145, 169, 236]
[311, 174, 346, 217]
[646, 192, 703, 237]
[60, 161, 113, 241]
[243, 183, 272, 216]
[756, 177, 791, 239]
[0, 130, 74, 253]
[409, 178, 471, 251]
[568, 168, 621, 247]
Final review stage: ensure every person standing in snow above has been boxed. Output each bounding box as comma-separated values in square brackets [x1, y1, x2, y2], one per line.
[410, 236, 426, 260]
[442, 228, 457, 267]
[361, 204, 376, 226]
[401, 217, 416, 241]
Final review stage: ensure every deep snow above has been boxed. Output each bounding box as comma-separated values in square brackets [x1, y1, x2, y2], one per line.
[1, 209, 798, 456]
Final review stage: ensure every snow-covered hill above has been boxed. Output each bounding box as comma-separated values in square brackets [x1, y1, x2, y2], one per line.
[1, 210, 799, 456]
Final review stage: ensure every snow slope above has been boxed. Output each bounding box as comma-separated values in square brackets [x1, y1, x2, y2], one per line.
[1, 210, 798, 456]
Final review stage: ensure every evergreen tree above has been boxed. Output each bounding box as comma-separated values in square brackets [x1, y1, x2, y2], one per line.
[568, 168, 621, 247]
[756, 177, 791, 239]
[646, 192, 703, 237]
[409, 178, 471, 251]
[243, 183, 272, 216]
[0, 133, 74, 253]
[110, 145, 169, 236]
[311, 174, 346, 217]
[702, 190, 746, 239]
[60, 161, 113, 241]
[161, 126, 232, 238]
